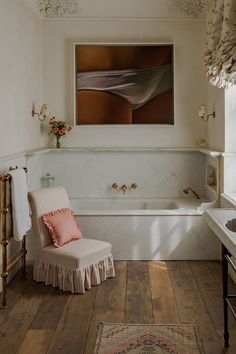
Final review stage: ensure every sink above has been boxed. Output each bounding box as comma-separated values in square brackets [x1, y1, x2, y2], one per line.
[225, 218, 236, 232]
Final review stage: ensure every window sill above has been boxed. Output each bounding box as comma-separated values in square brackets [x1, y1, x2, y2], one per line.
[221, 193, 236, 208]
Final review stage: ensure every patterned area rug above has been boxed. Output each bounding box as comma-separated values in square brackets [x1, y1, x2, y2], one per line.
[94, 323, 205, 354]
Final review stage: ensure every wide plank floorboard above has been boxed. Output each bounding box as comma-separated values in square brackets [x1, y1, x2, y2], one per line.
[48, 288, 98, 354]
[125, 261, 153, 323]
[83, 261, 127, 354]
[149, 261, 180, 324]
[167, 261, 224, 354]
[17, 329, 54, 354]
[0, 282, 48, 353]
[1, 260, 235, 353]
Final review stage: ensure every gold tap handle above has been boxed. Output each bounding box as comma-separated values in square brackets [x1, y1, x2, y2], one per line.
[112, 183, 118, 189]
[131, 183, 138, 189]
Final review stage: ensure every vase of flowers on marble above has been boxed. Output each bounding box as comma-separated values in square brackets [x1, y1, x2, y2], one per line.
[49, 118, 72, 148]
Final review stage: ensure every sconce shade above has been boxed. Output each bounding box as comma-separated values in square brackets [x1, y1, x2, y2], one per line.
[40, 104, 50, 117]
[198, 105, 207, 119]
[198, 105, 215, 121]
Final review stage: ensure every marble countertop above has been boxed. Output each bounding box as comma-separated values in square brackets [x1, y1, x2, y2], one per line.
[203, 208, 236, 258]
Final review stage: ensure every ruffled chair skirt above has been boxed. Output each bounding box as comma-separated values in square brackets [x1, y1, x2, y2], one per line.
[34, 255, 115, 293]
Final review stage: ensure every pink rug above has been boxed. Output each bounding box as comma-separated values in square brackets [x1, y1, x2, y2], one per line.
[94, 323, 205, 354]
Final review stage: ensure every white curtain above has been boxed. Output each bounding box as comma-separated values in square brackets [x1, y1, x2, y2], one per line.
[204, 0, 236, 88]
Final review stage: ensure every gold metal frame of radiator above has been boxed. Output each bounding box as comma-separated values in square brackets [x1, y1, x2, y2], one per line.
[0, 167, 27, 309]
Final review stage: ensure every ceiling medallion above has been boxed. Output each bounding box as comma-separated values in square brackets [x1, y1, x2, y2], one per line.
[38, 0, 80, 17]
[167, 0, 208, 18]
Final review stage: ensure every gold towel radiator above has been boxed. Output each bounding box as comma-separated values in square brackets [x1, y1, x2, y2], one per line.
[0, 167, 27, 309]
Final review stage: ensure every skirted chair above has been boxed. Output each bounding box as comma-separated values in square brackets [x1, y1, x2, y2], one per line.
[28, 186, 115, 293]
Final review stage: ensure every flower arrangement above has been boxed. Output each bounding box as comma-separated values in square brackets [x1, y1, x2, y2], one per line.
[49, 118, 72, 148]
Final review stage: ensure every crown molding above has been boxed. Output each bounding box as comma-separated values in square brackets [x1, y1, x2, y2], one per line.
[167, 0, 208, 19]
[23, 0, 208, 21]
[38, 0, 80, 17]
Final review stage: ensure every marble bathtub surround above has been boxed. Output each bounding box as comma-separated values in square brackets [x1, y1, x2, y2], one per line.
[0, 146, 223, 264]
[73, 204, 220, 260]
[183, 187, 200, 199]
[42, 150, 206, 199]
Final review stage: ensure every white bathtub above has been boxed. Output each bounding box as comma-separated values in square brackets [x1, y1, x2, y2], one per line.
[70, 198, 205, 215]
[70, 198, 220, 260]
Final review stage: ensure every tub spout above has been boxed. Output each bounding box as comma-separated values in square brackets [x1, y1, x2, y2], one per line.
[183, 187, 200, 199]
[121, 184, 128, 194]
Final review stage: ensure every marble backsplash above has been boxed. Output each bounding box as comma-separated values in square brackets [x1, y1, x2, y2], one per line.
[41, 149, 206, 199]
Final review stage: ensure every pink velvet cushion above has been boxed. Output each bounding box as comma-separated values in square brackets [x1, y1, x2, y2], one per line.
[42, 208, 82, 247]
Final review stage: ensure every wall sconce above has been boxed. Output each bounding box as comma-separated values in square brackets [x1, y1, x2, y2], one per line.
[198, 105, 215, 121]
[32, 103, 51, 121]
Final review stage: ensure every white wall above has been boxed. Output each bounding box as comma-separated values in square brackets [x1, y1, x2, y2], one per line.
[206, 84, 225, 151]
[41, 20, 207, 148]
[225, 86, 236, 153]
[0, 0, 43, 291]
[0, 0, 42, 157]
[221, 87, 236, 195]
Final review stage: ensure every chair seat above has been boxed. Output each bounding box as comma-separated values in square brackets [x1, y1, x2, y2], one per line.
[41, 238, 112, 270]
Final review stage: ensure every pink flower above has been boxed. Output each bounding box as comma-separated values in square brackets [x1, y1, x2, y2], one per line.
[48, 118, 72, 136]
[53, 127, 59, 134]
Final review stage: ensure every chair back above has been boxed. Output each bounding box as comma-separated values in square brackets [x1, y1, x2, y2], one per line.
[28, 186, 70, 249]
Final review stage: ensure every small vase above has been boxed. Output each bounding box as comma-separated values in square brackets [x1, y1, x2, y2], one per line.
[56, 136, 61, 148]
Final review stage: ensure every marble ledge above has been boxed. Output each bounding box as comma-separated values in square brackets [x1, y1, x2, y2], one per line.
[0, 147, 225, 162]
[199, 149, 236, 157]
[221, 152, 236, 157]
[42, 147, 226, 156]
[198, 148, 223, 157]
[46, 147, 201, 153]
[0, 148, 50, 163]
[25, 148, 51, 157]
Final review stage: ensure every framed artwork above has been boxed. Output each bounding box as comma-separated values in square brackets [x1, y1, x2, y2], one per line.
[74, 43, 174, 125]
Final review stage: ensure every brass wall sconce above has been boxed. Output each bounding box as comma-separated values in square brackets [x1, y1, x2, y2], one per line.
[198, 105, 215, 121]
[32, 103, 51, 121]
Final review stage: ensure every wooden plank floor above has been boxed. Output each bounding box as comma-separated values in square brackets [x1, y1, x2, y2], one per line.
[0, 261, 236, 354]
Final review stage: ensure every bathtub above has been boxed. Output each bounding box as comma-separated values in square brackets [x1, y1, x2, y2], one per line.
[70, 198, 221, 260]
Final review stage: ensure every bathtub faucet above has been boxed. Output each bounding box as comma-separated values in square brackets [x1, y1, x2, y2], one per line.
[183, 187, 200, 199]
[112, 182, 138, 194]
[121, 184, 128, 194]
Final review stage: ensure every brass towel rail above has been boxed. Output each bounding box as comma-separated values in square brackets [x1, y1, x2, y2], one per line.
[0, 167, 27, 309]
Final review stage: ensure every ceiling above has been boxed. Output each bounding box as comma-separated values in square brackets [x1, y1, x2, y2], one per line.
[23, 0, 208, 20]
